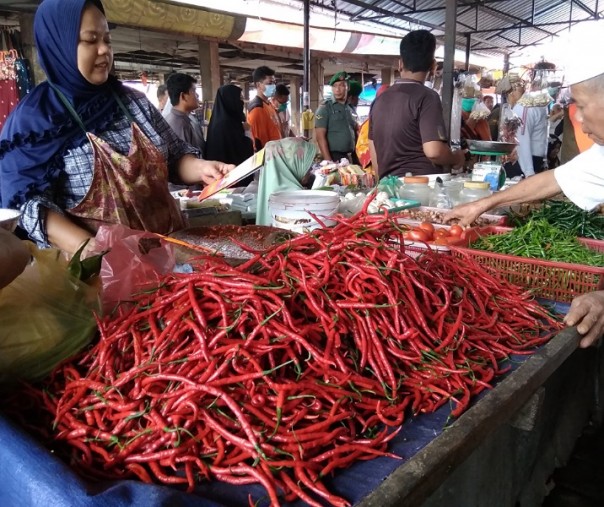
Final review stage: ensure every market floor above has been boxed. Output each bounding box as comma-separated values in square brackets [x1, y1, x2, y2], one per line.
[542, 421, 604, 507]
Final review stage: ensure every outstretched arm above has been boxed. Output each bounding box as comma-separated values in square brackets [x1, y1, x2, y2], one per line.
[444, 170, 562, 226]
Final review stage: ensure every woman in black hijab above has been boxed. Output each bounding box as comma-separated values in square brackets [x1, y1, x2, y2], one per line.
[204, 84, 254, 165]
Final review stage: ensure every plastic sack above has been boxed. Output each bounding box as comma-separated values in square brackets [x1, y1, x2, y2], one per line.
[0, 244, 98, 384]
[95, 224, 176, 313]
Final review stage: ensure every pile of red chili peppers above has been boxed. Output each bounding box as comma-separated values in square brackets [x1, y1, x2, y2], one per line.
[30, 206, 562, 507]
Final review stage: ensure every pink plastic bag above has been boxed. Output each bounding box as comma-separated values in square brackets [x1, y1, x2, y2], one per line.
[94, 225, 175, 313]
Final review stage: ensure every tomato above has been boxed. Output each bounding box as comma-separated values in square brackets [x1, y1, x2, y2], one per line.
[449, 224, 464, 237]
[408, 229, 430, 242]
[433, 236, 451, 246]
[434, 228, 449, 238]
[417, 222, 435, 239]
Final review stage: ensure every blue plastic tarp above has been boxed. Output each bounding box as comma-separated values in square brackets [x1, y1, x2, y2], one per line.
[0, 403, 451, 507]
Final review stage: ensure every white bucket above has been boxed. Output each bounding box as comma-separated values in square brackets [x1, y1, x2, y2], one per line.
[268, 190, 340, 234]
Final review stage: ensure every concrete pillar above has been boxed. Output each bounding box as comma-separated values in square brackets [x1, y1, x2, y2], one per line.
[19, 12, 45, 86]
[441, 0, 457, 141]
[241, 81, 250, 102]
[198, 39, 221, 102]
[309, 57, 324, 113]
[289, 76, 301, 136]
[381, 67, 394, 86]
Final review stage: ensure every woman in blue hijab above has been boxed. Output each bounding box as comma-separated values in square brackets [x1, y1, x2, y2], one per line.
[0, 0, 233, 255]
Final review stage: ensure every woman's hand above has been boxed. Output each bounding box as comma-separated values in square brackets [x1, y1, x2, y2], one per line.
[564, 291, 604, 348]
[77, 237, 99, 260]
[178, 155, 235, 186]
[197, 160, 235, 185]
[46, 210, 94, 259]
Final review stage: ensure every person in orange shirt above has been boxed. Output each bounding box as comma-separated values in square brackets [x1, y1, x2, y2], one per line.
[356, 84, 389, 169]
[247, 66, 282, 151]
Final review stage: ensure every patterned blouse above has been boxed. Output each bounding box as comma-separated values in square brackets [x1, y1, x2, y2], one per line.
[22, 87, 198, 247]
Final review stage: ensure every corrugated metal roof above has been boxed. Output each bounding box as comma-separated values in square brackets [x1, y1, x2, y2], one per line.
[306, 0, 604, 57]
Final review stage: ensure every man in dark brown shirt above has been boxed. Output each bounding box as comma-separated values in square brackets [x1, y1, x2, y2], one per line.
[369, 30, 465, 178]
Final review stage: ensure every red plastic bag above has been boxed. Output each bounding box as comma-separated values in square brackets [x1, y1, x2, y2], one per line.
[94, 225, 175, 313]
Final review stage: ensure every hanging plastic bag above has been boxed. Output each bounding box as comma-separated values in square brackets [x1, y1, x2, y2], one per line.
[0, 244, 98, 385]
[470, 100, 491, 120]
[94, 224, 176, 314]
[499, 103, 522, 143]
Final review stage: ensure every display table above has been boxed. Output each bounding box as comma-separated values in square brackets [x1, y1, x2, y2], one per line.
[1, 328, 599, 507]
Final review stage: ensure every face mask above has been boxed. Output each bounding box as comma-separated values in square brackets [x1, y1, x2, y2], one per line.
[278, 102, 288, 112]
[264, 84, 276, 98]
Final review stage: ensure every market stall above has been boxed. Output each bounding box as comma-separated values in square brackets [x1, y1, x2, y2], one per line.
[1, 4, 603, 502]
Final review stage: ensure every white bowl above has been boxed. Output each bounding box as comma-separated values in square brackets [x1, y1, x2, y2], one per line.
[0, 208, 21, 232]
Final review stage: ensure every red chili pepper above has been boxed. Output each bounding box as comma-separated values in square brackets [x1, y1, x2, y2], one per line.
[17, 206, 564, 507]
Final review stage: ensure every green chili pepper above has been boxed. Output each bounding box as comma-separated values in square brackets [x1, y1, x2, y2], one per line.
[472, 219, 604, 266]
[507, 200, 604, 240]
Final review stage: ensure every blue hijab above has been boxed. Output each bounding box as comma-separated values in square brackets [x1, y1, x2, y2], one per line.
[0, 0, 124, 208]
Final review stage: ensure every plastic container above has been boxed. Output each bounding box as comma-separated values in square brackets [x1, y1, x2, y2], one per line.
[472, 162, 506, 191]
[399, 176, 431, 206]
[428, 185, 453, 209]
[0, 208, 21, 232]
[443, 180, 464, 206]
[450, 226, 604, 302]
[419, 173, 452, 186]
[268, 190, 339, 234]
[458, 181, 491, 205]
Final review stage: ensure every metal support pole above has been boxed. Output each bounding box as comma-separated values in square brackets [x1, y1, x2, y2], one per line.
[503, 52, 510, 74]
[441, 0, 457, 141]
[303, 0, 311, 138]
[465, 33, 471, 71]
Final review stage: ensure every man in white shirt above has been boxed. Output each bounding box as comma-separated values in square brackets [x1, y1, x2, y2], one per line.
[446, 58, 604, 348]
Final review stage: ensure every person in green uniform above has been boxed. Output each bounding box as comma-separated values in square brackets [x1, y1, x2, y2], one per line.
[315, 71, 356, 162]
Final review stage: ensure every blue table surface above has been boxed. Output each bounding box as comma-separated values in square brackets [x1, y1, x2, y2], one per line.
[0, 301, 570, 507]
